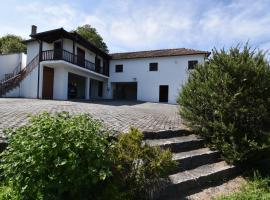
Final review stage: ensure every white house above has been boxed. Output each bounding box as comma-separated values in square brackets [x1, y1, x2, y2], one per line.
[0, 26, 210, 104]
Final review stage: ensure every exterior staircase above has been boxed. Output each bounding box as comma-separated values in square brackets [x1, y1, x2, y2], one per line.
[144, 130, 239, 199]
[0, 55, 39, 97]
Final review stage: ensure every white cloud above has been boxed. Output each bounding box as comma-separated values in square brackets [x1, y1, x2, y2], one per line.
[1, 0, 269, 53]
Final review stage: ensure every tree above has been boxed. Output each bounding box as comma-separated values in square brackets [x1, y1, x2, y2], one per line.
[75, 24, 109, 53]
[0, 34, 26, 54]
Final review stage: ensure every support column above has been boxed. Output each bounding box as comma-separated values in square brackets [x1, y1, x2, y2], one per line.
[38, 63, 44, 99]
[85, 77, 90, 100]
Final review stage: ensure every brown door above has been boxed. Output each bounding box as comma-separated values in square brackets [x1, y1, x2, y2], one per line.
[77, 47, 85, 67]
[42, 67, 54, 99]
[54, 41, 62, 60]
[159, 85, 169, 102]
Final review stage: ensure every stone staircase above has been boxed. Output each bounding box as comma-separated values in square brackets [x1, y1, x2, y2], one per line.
[144, 130, 239, 199]
[0, 54, 39, 97]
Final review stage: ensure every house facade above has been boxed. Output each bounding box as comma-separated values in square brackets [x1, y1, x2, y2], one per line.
[0, 26, 210, 104]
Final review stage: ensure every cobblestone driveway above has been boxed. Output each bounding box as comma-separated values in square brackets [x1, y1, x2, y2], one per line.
[0, 98, 183, 138]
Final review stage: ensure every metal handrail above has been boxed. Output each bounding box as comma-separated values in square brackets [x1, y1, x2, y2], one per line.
[41, 49, 109, 76]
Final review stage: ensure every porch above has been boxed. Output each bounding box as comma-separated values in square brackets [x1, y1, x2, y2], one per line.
[39, 61, 108, 100]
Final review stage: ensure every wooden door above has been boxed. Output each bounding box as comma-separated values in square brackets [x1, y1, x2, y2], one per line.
[42, 67, 54, 99]
[54, 41, 62, 60]
[159, 85, 168, 102]
[77, 47, 85, 67]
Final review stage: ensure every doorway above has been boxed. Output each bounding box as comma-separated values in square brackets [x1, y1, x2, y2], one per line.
[113, 82, 137, 100]
[68, 73, 86, 99]
[159, 85, 168, 102]
[98, 81, 103, 97]
[53, 41, 62, 60]
[77, 47, 85, 67]
[42, 67, 54, 99]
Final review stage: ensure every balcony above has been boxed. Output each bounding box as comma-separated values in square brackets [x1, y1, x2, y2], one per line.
[41, 49, 109, 76]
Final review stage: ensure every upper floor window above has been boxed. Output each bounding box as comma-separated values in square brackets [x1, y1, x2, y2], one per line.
[115, 64, 123, 72]
[149, 63, 158, 71]
[188, 60, 198, 70]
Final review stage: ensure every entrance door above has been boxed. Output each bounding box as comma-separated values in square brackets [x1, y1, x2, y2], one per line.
[77, 47, 85, 67]
[54, 41, 62, 60]
[42, 67, 54, 99]
[159, 85, 168, 102]
[98, 81, 103, 97]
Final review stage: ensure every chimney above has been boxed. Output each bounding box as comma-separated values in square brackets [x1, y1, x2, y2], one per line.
[31, 25, 37, 35]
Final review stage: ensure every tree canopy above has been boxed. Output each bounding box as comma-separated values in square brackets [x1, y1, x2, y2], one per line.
[0, 34, 26, 54]
[75, 24, 109, 53]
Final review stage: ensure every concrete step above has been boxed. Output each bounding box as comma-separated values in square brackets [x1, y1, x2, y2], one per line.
[159, 161, 238, 199]
[145, 134, 205, 153]
[172, 148, 220, 172]
[143, 129, 192, 140]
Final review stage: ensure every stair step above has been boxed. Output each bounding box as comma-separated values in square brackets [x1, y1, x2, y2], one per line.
[172, 148, 220, 172]
[143, 129, 192, 140]
[145, 134, 205, 153]
[159, 161, 238, 199]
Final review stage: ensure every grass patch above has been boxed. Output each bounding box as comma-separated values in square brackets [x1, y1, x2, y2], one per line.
[216, 172, 270, 200]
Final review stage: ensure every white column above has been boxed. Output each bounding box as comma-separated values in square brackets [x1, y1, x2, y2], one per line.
[38, 63, 44, 99]
[85, 77, 90, 100]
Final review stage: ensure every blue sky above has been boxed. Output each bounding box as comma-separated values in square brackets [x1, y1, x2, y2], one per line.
[1, 0, 270, 54]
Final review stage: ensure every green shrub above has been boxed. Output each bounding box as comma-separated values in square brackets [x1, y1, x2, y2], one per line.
[178, 45, 270, 163]
[0, 183, 19, 200]
[0, 113, 176, 200]
[109, 127, 176, 200]
[0, 112, 111, 200]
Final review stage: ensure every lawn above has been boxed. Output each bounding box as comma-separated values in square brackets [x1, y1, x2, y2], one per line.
[216, 173, 270, 200]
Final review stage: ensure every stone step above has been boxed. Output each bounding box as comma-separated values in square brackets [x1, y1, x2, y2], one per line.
[172, 148, 220, 172]
[159, 161, 238, 199]
[143, 129, 192, 140]
[145, 134, 205, 153]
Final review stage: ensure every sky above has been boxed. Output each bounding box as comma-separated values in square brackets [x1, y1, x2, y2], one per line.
[0, 0, 270, 54]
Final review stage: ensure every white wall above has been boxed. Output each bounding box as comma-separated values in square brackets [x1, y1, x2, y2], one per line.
[0, 53, 26, 78]
[109, 55, 206, 104]
[26, 41, 39, 64]
[5, 66, 39, 98]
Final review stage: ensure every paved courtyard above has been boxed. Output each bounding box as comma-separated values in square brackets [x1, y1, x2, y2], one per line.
[0, 98, 184, 139]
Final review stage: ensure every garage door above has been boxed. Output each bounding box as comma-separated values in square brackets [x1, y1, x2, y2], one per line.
[113, 82, 137, 100]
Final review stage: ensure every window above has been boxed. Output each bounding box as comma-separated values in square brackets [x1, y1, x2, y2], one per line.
[115, 64, 123, 72]
[188, 60, 198, 70]
[149, 63, 158, 71]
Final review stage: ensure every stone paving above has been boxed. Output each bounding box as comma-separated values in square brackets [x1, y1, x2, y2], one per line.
[0, 98, 184, 139]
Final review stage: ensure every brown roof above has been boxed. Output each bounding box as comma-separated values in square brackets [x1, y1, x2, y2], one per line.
[110, 48, 210, 60]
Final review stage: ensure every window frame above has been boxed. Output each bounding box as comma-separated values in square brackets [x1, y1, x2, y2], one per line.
[149, 62, 158, 71]
[188, 60, 198, 70]
[115, 64, 123, 73]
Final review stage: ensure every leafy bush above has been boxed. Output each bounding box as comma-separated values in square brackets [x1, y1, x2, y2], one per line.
[109, 127, 176, 200]
[0, 113, 175, 200]
[0, 112, 111, 200]
[178, 45, 270, 163]
[0, 184, 19, 200]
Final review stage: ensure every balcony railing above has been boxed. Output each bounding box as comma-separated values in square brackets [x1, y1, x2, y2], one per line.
[41, 49, 109, 76]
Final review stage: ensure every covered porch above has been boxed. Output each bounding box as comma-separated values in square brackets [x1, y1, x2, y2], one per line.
[39, 60, 108, 100]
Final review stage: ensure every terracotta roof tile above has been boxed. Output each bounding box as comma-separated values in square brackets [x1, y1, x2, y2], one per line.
[110, 48, 210, 60]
